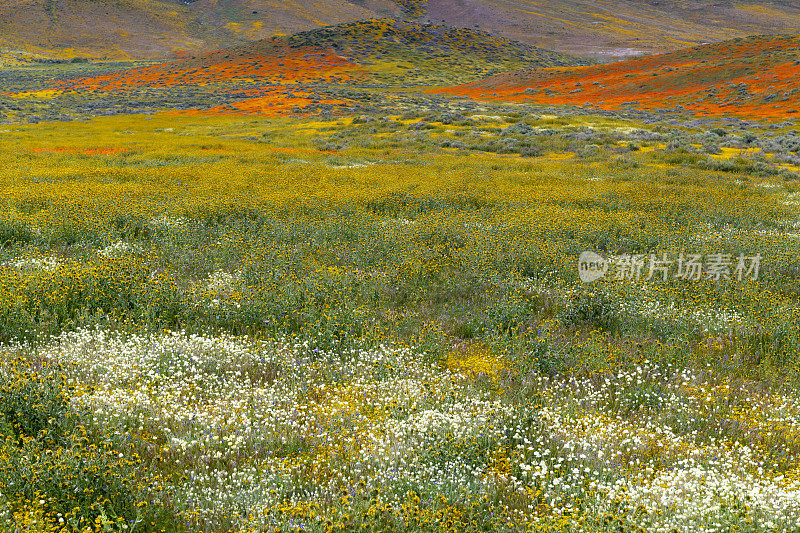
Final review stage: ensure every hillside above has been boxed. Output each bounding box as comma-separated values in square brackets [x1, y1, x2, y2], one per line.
[418, 0, 800, 59]
[52, 19, 583, 90]
[0, 0, 401, 60]
[2, 20, 582, 119]
[1, 1, 800, 60]
[440, 34, 800, 119]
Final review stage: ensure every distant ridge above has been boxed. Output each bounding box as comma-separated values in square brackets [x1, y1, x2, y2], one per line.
[285, 19, 586, 72]
[440, 34, 800, 119]
[34, 20, 582, 117]
[418, 0, 800, 59]
[1, 1, 800, 60]
[56, 19, 585, 93]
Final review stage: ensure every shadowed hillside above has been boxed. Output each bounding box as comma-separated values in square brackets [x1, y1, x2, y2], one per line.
[1, 1, 800, 59]
[418, 0, 800, 59]
[440, 34, 800, 119]
[0, 0, 401, 60]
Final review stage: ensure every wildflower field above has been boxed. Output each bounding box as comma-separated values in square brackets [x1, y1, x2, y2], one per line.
[2, 28, 800, 533]
[444, 35, 800, 119]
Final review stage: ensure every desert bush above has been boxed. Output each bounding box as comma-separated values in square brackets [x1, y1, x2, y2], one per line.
[561, 290, 621, 333]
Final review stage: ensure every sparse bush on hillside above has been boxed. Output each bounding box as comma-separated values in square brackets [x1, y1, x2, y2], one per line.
[392, 0, 427, 17]
[561, 290, 621, 333]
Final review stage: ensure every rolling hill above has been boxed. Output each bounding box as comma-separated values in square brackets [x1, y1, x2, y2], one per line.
[439, 34, 800, 119]
[4, 19, 582, 118]
[418, 0, 800, 59]
[0, 0, 402, 60]
[51, 19, 583, 90]
[1, 1, 800, 60]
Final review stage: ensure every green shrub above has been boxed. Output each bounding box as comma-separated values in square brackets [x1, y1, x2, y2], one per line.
[561, 289, 621, 333]
[0, 359, 75, 448]
[0, 218, 34, 246]
[0, 359, 178, 532]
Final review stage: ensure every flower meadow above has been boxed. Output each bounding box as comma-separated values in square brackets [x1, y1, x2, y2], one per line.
[444, 35, 800, 121]
[1, 108, 800, 532]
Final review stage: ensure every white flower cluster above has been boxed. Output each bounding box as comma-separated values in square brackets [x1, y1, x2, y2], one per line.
[2, 255, 62, 272]
[149, 215, 188, 229]
[11, 327, 800, 531]
[205, 269, 241, 293]
[530, 365, 800, 531]
[380, 217, 416, 228]
[25, 328, 507, 526]
[97, 241, 140, 257]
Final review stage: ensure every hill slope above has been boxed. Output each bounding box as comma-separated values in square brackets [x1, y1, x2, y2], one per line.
[3, 20, 581, 118]
[2, 1, 800, 60]
[440, 34, 800, 119]
[0, 0, 401, 60]
[418, 0, 800, 59]
[54, 19, 583, 91]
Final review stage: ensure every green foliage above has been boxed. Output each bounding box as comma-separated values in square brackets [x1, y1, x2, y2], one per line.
[0, 104, 800, 531]
[0, 359, 177, 531]
[561, 290, 621, 333]
[0, 218, 33, 246]
[0, 359, 75, 447]
[393, 0, 427, 18]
